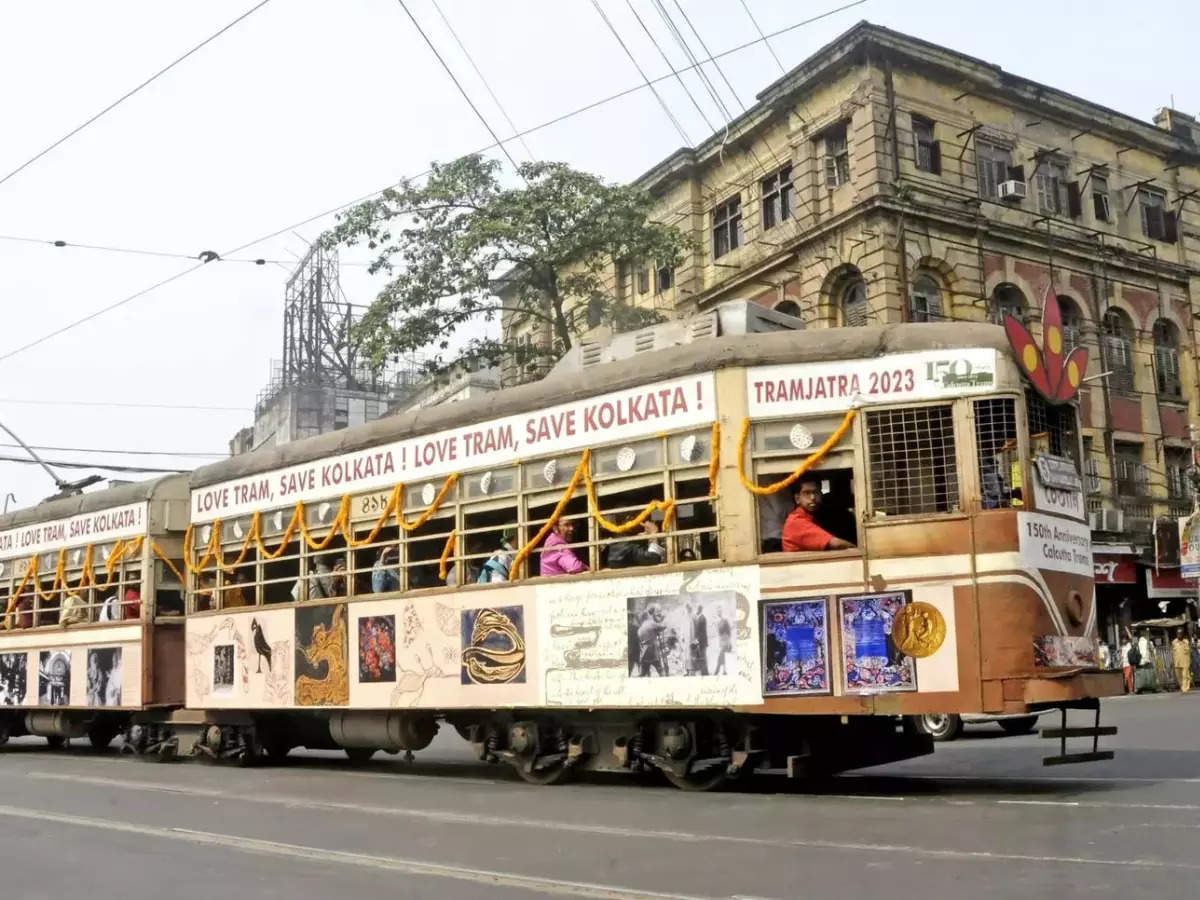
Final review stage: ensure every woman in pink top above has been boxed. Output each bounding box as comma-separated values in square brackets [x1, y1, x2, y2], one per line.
[539, 519, 588, 576]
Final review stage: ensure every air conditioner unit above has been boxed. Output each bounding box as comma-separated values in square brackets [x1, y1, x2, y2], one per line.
[1088, 508, 1124, 532]
[998, 180, 1027, 202]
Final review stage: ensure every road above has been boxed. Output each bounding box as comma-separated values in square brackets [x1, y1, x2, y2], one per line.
[0, 694, 1196, 899]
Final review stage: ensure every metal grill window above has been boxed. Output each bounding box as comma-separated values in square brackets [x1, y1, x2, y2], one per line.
[1025, 391, 1078, 462]
[867, 405, 959, 516]
[974, 398, 1018, 509]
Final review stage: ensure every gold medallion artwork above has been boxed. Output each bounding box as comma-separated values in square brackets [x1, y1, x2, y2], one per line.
[890, 601, 946, 658]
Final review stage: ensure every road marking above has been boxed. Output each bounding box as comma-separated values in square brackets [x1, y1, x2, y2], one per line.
[11, 772, 1200, 871]
[0, 804, 711, 900]
[999, 799, 1200, 813]
[851, 773, 1200, 784]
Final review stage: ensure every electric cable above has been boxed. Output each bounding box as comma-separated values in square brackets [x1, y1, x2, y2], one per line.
[0, 443, 226, 458]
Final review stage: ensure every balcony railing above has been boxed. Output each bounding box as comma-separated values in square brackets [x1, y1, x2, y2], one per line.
[1113, 457, 1151, 497]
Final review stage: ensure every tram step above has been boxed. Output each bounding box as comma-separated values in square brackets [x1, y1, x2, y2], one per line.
[1043, 750, 1116, 766]
[1040, 726, 1119, 739]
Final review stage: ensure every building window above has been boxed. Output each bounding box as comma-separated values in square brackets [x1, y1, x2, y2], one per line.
[824, 124, 850, 188]
[761, 164, 794, 230]
[655, 263, 673, 293]
[1139, 188, 1176, 242]
[912, 116, 940, 174]
[1083, 438, 1103, 494]
[1092, 174, 1111, 222]
[1060, 297, 1083, 352]
[774, 299, 802, 318]
[1113, 442, 1149, 497]
[1035, 158, 1068, 215]
[1153, 319, 1182, 398]
[909, 274, 943, 322]
[637, 268, 650, 295]
[867, 405, 960, 516]
[712, 195, 743, 259]
[840, 276, 868, 327]
[975, 398, 1018, 509]
[976, 141, 1011, 199]
[1167, 447, 1193, 500]
[989, 283, 1025, 325]
[1026, 391, 1079, 462]
[1101, 308, 1135, 393]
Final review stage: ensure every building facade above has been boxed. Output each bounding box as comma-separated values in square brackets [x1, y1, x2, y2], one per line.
[505, 22, 1200, 643]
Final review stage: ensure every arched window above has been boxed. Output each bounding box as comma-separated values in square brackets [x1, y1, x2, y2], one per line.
[840, 276, 868, 327]
[989, 283, 1025, 325]
[773, 299, 802, 319]
[909, 274, 943, 322]
[1153, 319, 1182, 398]
[1101, 308, 1135, 393]
[1059, 296, 1083, 352]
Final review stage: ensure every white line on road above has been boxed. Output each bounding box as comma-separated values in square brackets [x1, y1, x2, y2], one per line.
[0, 803, 713, 900]
[10, 772, 1200, 871]
[999, 799, 1200, 812]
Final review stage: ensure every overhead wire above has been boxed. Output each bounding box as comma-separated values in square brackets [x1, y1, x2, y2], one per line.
[590, 0, 693, 146]
[395, 0, 527, 181]
[0, 443, 226, 458]
[0, 233, 373, 266]
[0, 0, 872, 366]
[0, 398, 248, 412]
[624, 0, 718, 134]
[0, 455, 186, 474]
[0, 0, 274, 191]
[738, 0, 786, 75]
[429, 0, 536, 162]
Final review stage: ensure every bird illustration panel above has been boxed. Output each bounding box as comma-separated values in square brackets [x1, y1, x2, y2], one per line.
[185, 608, 293, 708]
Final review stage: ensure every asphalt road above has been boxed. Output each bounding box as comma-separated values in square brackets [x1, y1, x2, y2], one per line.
[0, 694, 1197, 899]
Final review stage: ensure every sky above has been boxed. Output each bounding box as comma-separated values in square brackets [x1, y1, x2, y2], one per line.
[0, 0, 1195, 512]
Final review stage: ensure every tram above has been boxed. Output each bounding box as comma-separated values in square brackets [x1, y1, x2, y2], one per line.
[0, 299, 1121, 788]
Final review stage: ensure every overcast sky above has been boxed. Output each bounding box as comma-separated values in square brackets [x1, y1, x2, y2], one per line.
[0, 0, 1194, 511]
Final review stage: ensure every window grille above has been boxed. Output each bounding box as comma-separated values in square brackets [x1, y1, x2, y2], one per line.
[974, 398, 1017, 509]
[909, 274, 943, 322]
[1025, 391, 1078, 462]
[976, 141, 1011, 199]
[1113, 445, 1150, 497]
[1166, 448, 1193, 500]
[841, 278, 868, 327]
[867, 405, 959, 516]
[1085, 455, 1102, 494]
[1154, 320, 1181, 398]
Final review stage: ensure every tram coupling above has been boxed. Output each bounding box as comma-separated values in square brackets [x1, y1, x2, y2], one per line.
[1035, 698, 1117, 766]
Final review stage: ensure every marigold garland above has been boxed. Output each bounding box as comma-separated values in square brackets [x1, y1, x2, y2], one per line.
[581, 458, 675, 534]
[438, 529, 458, 581]
[737, 409, 857, 496]
[511, 452, 590, 577]
[707, 421, 722, 497]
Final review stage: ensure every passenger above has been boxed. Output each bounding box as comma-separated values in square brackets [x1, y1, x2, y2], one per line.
[194, 575, 216, 612]
[371, 546, 401, 593]
[59, 592, 87, 626]
[14, 590, 33, 629]
[679, 547, 698, 562]
[329, 560, 348, 597]
[292, 559, 333, 602]
[782, 477, 856, 552]
[477, 532, 516, 583]
[122, 585, 143, 619]
[222, 574, 250, 609]
[539, 519, 587, 576]
[606, 513, 665, 568]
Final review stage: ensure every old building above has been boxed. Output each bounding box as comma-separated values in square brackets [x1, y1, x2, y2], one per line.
[505, 21, 1200, 643]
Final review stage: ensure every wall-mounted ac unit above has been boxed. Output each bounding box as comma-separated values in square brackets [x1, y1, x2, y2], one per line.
[998, 180, 1027, 202]
[1088, 508, 1124, 532]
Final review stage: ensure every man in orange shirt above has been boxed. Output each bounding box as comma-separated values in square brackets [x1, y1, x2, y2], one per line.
[782, 477, 855, 552]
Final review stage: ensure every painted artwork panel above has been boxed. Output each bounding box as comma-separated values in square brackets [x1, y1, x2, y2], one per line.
[461, 606, 526, 685]
[627, 591, 736, 678]
[295, 603, 349, 706]
[1034, 635, 1098, 668]
[0, 652, 26, 705]
[358, 615, 397, 683]
[762, 598, 830, 695]
[38, 650, 71, 706]
[86, 647, 122, 707]
[213, 644, 235, 694]
[839, 591, 916, 693]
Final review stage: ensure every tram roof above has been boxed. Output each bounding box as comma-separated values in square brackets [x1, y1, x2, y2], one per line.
[0, 473, 188, 531]
[191, 321, 1015, 488]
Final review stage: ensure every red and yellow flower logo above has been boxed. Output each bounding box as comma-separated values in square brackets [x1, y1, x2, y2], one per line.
[1004, 287, 1088, 404]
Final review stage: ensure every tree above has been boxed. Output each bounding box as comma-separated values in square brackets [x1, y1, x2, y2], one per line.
[324, 156, 691, 377]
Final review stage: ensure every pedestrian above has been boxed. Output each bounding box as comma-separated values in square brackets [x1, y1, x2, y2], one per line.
[1136, 630, 1156, 693]
[1120, 636, 1135, 693]
[1097, 640, 1111, 670]
[539, 519, 587, 576]
[1172, 628, 1192, 693]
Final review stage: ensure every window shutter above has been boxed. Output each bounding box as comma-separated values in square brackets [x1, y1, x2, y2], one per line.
[1164, 210, 1179, 244]
[1008, 165, 1025, 183]
[1093, 192, 1109, 221]
[825, 153, 838, 188]
[930, 140, 942, 175]
[1066, 181, 1082, 217]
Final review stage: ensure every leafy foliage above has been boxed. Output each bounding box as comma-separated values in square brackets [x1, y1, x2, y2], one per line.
[324, 156, 690, 376]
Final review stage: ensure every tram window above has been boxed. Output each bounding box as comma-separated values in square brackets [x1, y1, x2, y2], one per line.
[463, 503, 518, 585]
[155, 558, 185, 616]
[220, 551, 256, 609]
[671, 471, 719, 560]
[867, 405, 960, 516]
[308, 536, 349, 600]
[263, 552, 300, 605]
[975, 398, 1019, 509]
[526, 495, 590, 577]
[1026, 391, 1079, 464]
[352, 524, 401, 596]
[597, 480, 668, 570]
[405, 511, 456, 590]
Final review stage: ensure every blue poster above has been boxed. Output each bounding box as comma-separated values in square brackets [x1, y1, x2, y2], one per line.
[839, 591, 916, 693]
[762, 598, 829, 695]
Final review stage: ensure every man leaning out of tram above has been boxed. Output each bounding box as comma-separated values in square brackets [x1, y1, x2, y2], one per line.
[782, 476, 855, 552]
[607, 511, 666, 568]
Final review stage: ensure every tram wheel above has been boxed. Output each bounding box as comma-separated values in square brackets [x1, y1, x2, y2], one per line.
[344, 747, 377, 765]
[88, 720, 120, 750]
[998, 715, 1039, 736]
[512, 755, 572, 786]
[661, 762, 728, 792]
[45, 736, 66, 750]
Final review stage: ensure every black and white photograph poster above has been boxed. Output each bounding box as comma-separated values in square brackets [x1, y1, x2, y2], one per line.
[0, 652, 26, 706]
[38, 650, 70, 706]
[213, 644, 235, 694]
[86, 647, 122, 707]
[627, 589, 736, 678]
